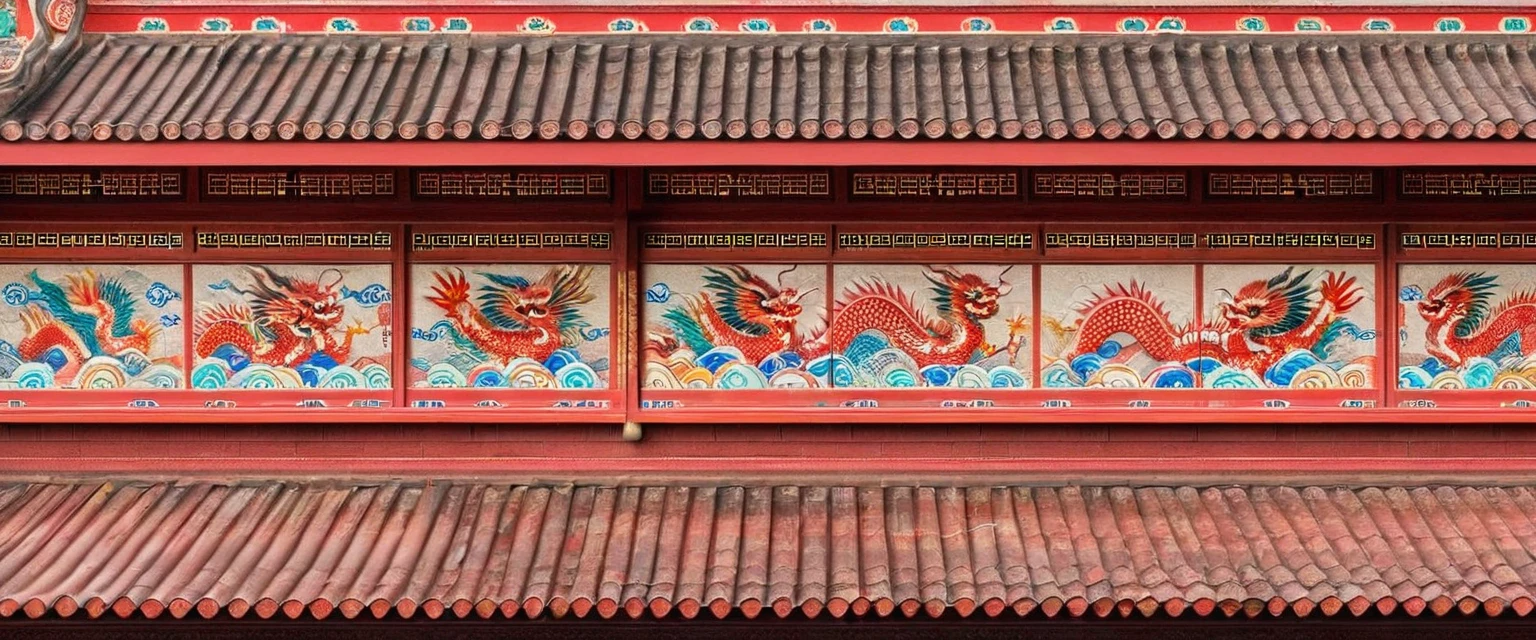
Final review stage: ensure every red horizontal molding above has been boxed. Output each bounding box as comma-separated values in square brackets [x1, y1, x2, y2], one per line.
[3, 407, 1535, 424]
[0, 455, 1533, 483]
[7, 141, 1536, 167]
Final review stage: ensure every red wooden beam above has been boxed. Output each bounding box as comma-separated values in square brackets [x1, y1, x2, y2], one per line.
[0, 454, 1533, 483]
[7, 141, 1536, 167]
[1, 408, 1534, 424]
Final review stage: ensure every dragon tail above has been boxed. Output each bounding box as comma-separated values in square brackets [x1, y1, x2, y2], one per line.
[543, 265, 596, 346]
[28, 271, 103, 356]
[1069, 281, 1191, 361]
[68, 270, 143, 340]
[193, 304, 258, 359]
[1488, 289, 1536, 320]
[837, 277, 936, 328]
[661, 299, 715, 356]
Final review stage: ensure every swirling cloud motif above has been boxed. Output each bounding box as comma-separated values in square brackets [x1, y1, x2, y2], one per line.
[412, 320, 455, 342]
[144, 282, 181, 308]
[644, 283, 671, 304]
[2, 282, 30, 306]
[342, 283, 392, 306]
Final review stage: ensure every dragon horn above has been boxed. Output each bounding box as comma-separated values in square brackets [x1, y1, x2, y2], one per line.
[791, 287, 820, 303]
[994, 265, 1016, 295]
[318, 268, 345, 291]
[928, 264, 965, 281]
[775, 265, 799, 288]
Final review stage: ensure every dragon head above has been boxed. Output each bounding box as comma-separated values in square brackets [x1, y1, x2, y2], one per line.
[242, 266, 347, 334]
[702, 265, 816, 337]
[1419, 272, 1497, 332]
[759, 266, 817, 327]
[925, 265, 1013, 321]
[1216, 267, 1314, 337]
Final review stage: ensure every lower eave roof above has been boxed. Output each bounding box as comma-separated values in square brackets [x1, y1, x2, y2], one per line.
[4, 33, 1536, 143]
[0, 480, 1535, 621]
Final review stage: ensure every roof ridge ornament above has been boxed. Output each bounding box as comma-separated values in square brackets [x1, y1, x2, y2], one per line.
[0, 0, 83, 117]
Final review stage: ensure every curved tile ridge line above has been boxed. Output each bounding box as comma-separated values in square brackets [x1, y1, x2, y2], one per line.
[3, 33, 1536, 142]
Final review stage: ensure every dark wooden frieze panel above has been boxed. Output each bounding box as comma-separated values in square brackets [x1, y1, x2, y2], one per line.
[195, 230, 395, 252]
[201, 169, 396, 201]
[1203, 232, 1378, 250]
[1399, 169, 1536, 201]
[849, 169, 1020, 201]
[0, 168, 184, 202]
[837, 232, 1032, 251]
[412, 169, 611, 201]
[1399, 231, 1536, 250]
[0, 230, 184, 252]
[644, 169, 832, 201]
[411, 232, 612, 252]
[1204, 169, 1380, 202]
[1028, 169, 1189, 202]
[1044, 232, 1197, 250]
[642, 231, 829, 250]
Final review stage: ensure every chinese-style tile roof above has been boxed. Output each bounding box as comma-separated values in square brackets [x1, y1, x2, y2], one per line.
[2, 480, 1536, 621]
[5, 33, 1536, 142]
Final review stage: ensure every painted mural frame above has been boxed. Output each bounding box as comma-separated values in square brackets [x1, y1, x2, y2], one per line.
[0, 224, 193, 410]
[404, 223, 621, 416]
[1036, 223, 1384, 410]
[1394, 224, 1536, 410]
[184, 224, 398, 409]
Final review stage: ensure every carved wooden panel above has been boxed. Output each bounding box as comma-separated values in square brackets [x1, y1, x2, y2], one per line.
[412, 169, 611, 200]
[202, 169, 396, 201]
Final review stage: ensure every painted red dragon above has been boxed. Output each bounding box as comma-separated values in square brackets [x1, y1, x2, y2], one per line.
[829, 266, 1014, 368]
[1416, 272, 1536, 367]
[650, 265, 817, 364]
[17, 269, 161, 382]
[1062, 267, 1364, 375]
[425, 265, 596, 364]
[195, 267, 380, 369]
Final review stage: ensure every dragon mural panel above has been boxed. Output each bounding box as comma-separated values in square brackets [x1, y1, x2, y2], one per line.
[1039, 265, 1199, 389]
[1399, 264, 1536, 390]
[1202, 264, 1376, 389]
[829, 264, 1031, 389]
[0, 265, 185, 389]
[191, 265, 392, 390]
[643, 264, 827, 389]
[409, 264, 611, 389]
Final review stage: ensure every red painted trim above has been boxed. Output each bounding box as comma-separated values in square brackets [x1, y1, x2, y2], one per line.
[74, 5, 1536, 34]
[11, 142, 1536, 168]
[391, 224, 408, 408]
[1, 454, 1534, 482]
[1, 406, 1531, 424]
[0, 408, 623, 423]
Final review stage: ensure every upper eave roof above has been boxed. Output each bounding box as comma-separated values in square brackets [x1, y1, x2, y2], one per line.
[5, 32, 1536, 143]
